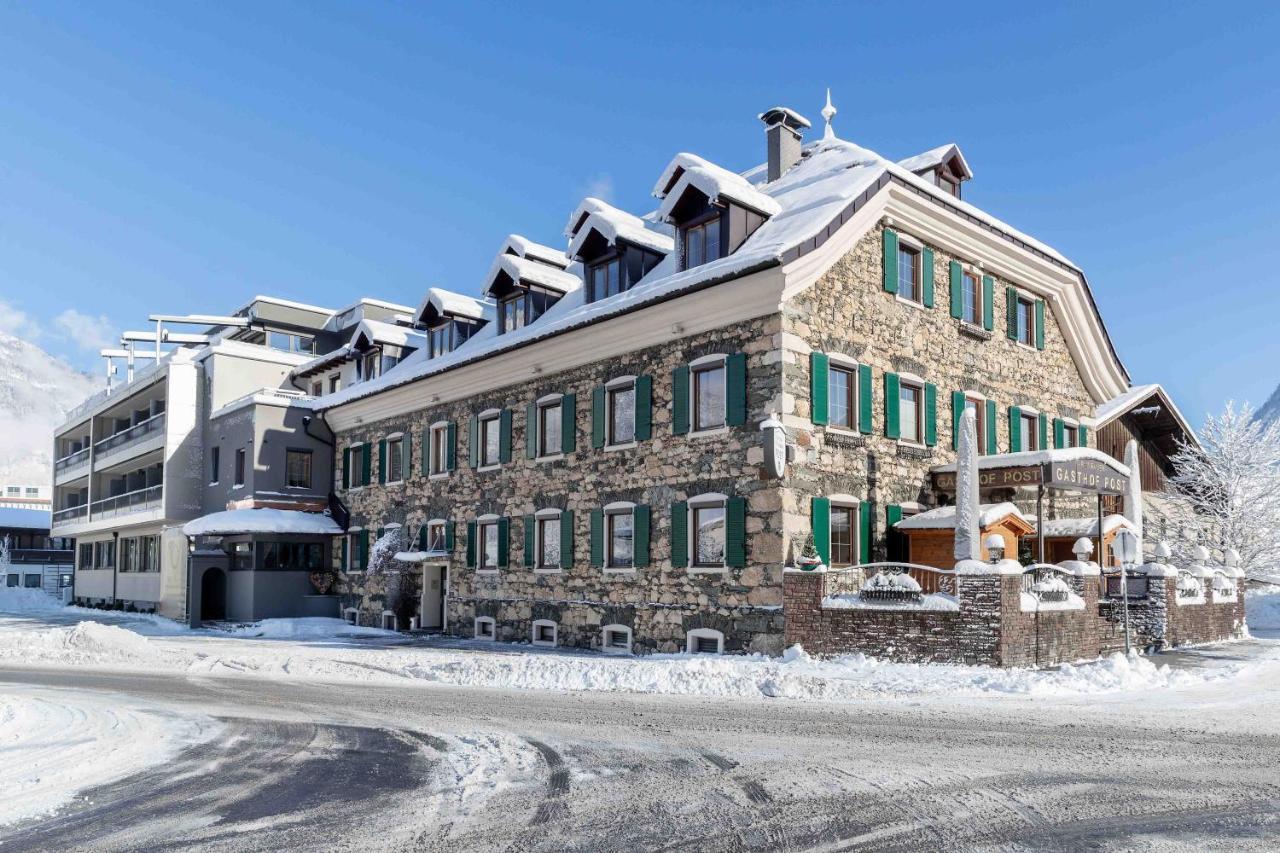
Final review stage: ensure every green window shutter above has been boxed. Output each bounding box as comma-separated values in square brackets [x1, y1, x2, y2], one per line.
[726, 352, 747, 426]
[445, 521, 456, 552]
[672, 364, 690, 435]
[634, 375, 652, 441]
[985, 399, 998, 455]
[924, 383, 938, 447]
[421, 427, 430, 476]
[633, 505, 650, 568]
[810, 351, 829, 426]
[1053, 417, 1065, 449]
[523, 514, 536, 567]
[340, 536, 347, 570]
[465, 522, 476, 568]
[497, 517, 509, 568]
[589, 509, 604, 567]
[499, 409, 512, 464]
[883, 372, 900, 439]
[1008, 406, 1022, 453]
[446, 422, 457, 471]
[1038, 413, 1048, 451]
[882, 228, 899, 293]
[559, 510, 574, 569]
[670, 501, 688, 568]
[949, 261, 963, 319]
[811, 497, 831, 566]
[886, 503, 903, 529]
[982, 275, 995, 331]
[468, 415, 479, 468]
[526, 403, 538, 459]
[360, 444, 371, 486]
[859, 501, 873, 564]
[342, 447, 351, 489]
[921, 247, 935, 308]
[561, 393, 576, 453]
[1079, 425, 1089, 447]
[725, 497, 747, 568]
[358, 530, 369, 570]
[951, 390, 966, 451]
[1006, 286, 1019, 340]
[591, 386, 606, 448]
[417, 524, 428, 551]
[1035, 299, 1046, 350]
[858, 364, 873, 434]
[378, 439, 387, 484]
[403, 433, 412, 477]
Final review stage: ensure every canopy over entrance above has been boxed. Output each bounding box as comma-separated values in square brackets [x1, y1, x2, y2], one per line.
[930, 448, 1130, 497]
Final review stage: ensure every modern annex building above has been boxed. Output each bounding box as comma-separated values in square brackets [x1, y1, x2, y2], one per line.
[313, 99, 1203, 655]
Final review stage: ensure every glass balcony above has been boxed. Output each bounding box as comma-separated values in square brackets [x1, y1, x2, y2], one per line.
[54, 446, 91, 473]
[90, 484, 162, 520]
[52, 504, 88, 524]
[93, 412, 166, 457]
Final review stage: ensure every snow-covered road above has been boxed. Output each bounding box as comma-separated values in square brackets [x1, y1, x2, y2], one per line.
[0, 588, 1277, 850]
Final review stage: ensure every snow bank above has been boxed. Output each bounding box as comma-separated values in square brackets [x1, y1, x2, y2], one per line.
[222, 617, 400, 640]
[0, 688, 217, 826]
[0, 621, 164, 667]
[0, 586, 63, 614]
[1245, 588, 1280, 635]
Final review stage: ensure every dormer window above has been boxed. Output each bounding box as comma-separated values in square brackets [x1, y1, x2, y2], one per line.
[682, 215, 722, 270]
[589, 256, 623, 300]
[499, 285, 558, 334]
[360, 350, 379, 382]
[427, 318, 478, 359]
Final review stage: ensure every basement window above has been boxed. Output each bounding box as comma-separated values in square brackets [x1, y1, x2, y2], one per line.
[601, 624, 632, 655]
[474, 617, 496, 641]
[532, 619, 557, 647]
[686, 628, 724, 655]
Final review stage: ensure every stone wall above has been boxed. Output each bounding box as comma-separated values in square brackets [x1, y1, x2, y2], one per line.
[779, 221, 1099, 568]
[334, 316, 788, 654]
[1166, 580, 1245, 647]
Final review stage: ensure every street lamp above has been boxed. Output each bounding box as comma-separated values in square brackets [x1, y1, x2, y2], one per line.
[1113, 527, 1140, 654]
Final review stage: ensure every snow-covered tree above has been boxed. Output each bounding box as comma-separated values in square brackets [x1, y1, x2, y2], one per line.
[1168, 401, 1280, 581]
[0, 534, 10, 569]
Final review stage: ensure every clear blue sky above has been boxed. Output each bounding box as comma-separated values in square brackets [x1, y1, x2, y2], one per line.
[1, 2, 1277, 423]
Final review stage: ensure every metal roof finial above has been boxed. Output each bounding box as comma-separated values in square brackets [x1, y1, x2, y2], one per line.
[822, 88, 837, 140]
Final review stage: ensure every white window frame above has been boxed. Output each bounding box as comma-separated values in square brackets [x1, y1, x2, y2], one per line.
[474, 616, 496, 641]
[424, 518, 447, 555]
[603, 500, 637, 573]
[531, 619, 558, 647]
[826, 353, 859, 433]
[478, 408, 502, 471]
[348, 442, 367, 491]
[688, 492, 729, 574]
[897, 372, 926, 447]
[962, 392, 988, 455]
[686, 627, 725, 655]
[1019, 406, 1041, 452]
[601, 623, 633, 655]
[1014, 290, 1037, 349]
[828, 496, 861, 569]
[534, 508, 562, 573]
[689, 353, 729, 437]
[476, 513, 500, 574]
[960, 265, 982, 327]
[429, 421, 450, 478]
[346, 527, 363, 573]
[604, 376, 638, 450]
[381, 611, 397, 631]
[894, 234, 925, 308]
[342, 607, 359, 626]
[385, 433, 405, 484]
[535, 393, 565, 461]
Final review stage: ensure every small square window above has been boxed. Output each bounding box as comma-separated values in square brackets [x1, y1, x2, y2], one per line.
[608, 383, 635, 445]
[538, 402, 562, 457]
[607, 510, 634, 569]
[310, 380, 323, 397]
[898, 245, 920, 303]
[1064, 424, 1079, 448]
[693, 362, 726, 432]
[829, 365, 855, 429]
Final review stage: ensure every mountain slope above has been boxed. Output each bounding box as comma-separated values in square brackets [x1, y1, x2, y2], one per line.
[0, 332, 102, 486]
[1256, 382, 1280, 426]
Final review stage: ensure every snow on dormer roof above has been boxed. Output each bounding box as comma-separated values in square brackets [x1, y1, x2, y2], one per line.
[414, 287, 494, 326]
[564, 198, 674, 259]
[499, 234, 569, 269]
[897, 143, 972, 180]
[486, 254, 582, 296]
[351, 318, 426, 351]
[654, 154, 781, 222]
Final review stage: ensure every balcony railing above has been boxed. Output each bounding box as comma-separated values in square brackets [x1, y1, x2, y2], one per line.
[52, 504, 88, 523]
[7, 549, 74, 564]
[93, 412, 166, 456]
[90, 484, 162, 519]
[55, 447, 91, 473]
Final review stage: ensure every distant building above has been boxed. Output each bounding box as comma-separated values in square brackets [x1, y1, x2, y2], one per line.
[0, 484, 50, 510]
[0, 506, 73, 596]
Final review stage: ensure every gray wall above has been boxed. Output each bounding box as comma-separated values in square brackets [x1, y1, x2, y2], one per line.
[203, 401, 333, 511]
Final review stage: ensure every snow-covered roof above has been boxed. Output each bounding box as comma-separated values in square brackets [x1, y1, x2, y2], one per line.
[565, 198, 675, 258]
[0, 507, 51, 530]
[290, 344, 352, 377]
[930, 447, 1131, 478]
[351, 319, 427, 351]
[485, 255, 582, 297]
[322, 128, 1128, 412]
[895, 503, 1030, 531]
[757, 107, 812, 129]
[182, 508, 342, 537]
[414, 288, 494, 325]
[897, 143, 972, 180]
[1031, 515, 1133, 538]
[654, 153, 781, 220]
[498, 234, 569, 269]
[1095, 383, 1195, 437]
[234, 294, 337, 318]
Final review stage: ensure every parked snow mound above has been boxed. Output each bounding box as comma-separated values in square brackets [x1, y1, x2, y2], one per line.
[224, 617, 400, 640]
[0, 621, 161, 666]
[0, 586, 62, 614]
[1245, 588, 1280, 634]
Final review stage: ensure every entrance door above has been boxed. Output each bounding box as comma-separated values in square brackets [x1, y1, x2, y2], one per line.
[420, 564, 447, 630]
[200, 568, 226, 621]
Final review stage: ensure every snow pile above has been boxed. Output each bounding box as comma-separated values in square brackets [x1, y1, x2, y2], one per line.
[0, 585, 63, 614]
[863, 571, 922, 592]
[223, 617, 399, 640]
[1245, 588, 1280, 636]
[0, 688, 217, 826]
[822, 592, 959, 612]
[0, 621, 164, 667]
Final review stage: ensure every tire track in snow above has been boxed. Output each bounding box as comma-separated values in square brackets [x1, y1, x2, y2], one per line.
[527, 738, 570, 825]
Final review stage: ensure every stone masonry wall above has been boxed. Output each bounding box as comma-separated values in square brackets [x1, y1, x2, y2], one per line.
[1166, 580, 1245, 647]
[779, 222, 1098, 566]
[335, 316, 787, 654]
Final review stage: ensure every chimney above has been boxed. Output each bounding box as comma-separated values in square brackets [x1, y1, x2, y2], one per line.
[759, 107, 811, 182]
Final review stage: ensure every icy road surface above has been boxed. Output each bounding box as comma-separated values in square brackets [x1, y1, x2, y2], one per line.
[0, 593, 1275, 850]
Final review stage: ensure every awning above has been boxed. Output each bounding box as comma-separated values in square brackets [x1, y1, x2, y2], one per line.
[182, 508, 343, 537]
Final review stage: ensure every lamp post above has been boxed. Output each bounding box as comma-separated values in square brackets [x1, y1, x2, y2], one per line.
[1113, 527, 1140, 654]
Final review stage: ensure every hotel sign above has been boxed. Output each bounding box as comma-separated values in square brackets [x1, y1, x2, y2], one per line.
[933, 459, 1128, 496]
